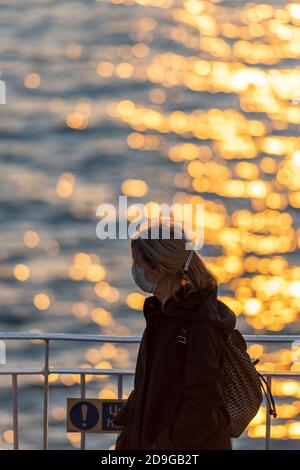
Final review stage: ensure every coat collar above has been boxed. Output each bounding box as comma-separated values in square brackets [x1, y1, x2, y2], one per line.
[143, 284, 236, 331]
[143, 284, 217, 322]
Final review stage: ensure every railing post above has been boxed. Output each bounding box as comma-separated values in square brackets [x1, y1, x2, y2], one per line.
[12, 374, 19, 450]
[43, 340, 50, 450]
[117, 374, 123, 399]
[265, 375, 272, 450]
[80, 373, 86, 450]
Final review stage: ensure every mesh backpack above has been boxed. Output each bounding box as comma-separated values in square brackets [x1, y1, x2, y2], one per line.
[176, 326, 277, 438]
[223, 328, 277, 437]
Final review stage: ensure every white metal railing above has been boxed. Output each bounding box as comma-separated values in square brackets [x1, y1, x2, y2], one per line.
[0, 332, 299, 450]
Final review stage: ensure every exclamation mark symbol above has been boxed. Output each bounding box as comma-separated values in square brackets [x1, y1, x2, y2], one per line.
[81, 404, 88, 428]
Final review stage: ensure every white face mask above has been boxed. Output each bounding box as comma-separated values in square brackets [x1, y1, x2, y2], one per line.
[131, 264, 157, 294]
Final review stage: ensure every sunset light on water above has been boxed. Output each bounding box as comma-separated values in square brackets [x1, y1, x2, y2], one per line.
[0, 0, 300, 450]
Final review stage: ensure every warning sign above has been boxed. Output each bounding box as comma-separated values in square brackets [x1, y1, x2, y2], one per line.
[99, 399, 126, 433]
[67, 398, 101, 433]
[67, 398, 126, 433]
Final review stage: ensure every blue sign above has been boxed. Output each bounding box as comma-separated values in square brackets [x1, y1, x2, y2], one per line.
[69, 400, 100, 431]
[101, 400, 126, 432]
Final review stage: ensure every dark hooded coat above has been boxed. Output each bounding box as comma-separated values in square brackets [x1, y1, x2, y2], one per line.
[113, 284, 237, 450]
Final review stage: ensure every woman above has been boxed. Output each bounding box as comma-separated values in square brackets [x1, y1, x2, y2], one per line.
[113, 221, 236, 450]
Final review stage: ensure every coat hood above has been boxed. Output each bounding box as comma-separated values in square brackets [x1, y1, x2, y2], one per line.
[143, 284, 236, 332]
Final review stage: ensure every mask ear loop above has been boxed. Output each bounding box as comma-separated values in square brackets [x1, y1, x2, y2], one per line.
[180, 250, 194, 287]
[182, 250, 193, 273]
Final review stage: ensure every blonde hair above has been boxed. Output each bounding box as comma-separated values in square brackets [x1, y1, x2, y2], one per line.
[130, 218, 218, 298]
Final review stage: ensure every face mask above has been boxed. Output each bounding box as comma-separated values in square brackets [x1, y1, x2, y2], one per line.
[131, 264, 157, 294]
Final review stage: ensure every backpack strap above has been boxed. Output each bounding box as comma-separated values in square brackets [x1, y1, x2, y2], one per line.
[257, 371, 277, 418]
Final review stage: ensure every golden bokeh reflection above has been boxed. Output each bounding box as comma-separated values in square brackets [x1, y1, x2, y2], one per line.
[2, 0, 300, 449]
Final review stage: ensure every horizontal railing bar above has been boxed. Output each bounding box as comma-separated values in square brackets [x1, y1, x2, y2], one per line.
[0, 369, 44, 375]
[256, 372, 300, 377]
[245, 335, 300, 343]
[0, 368, 135, 375]
[49, 367, 135, 374]
[0, 333, 142, 342]
[0, 368, 299, 378]
[0, 333, 299, 343]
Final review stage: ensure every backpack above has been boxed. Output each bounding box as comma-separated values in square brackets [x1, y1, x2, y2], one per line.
[176, 326, 277, 438]
[223, 328, 277, 437]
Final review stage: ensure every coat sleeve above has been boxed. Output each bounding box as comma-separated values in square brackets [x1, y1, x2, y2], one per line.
[114, 427, 128, 450]
[112, 389, 135, 427]
[113, 327, 146, 427]
[150, 323, 226, 450]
